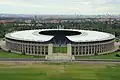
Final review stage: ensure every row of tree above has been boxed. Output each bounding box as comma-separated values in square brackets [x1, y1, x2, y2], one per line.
[0, 19, 120, 38]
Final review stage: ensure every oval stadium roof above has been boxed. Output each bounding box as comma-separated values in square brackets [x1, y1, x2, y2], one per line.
[5, 29, 115, 42]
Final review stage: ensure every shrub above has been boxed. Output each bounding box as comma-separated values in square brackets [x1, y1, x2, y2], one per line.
[8, 50, 11, 53]
[116, 53, 120, 57]
[94, 53, 98, 56]
[115, 49, 120, 52]
[22, 52, 25, 55]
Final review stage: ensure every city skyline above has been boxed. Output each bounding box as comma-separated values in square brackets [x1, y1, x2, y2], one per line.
[0, 0, 120, 15]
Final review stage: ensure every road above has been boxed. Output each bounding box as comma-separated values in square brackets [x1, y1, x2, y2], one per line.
[0, 58, 46, 61]
[0, 58, 120, 64]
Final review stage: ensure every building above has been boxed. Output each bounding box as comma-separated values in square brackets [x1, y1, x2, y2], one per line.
[5, 29, 115, 57]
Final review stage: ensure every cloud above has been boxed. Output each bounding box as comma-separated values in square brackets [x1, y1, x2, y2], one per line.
[93, 4, 120, 14]
[106, 0, 120, 4]
[0, 0, 45, 8]
[0, 0, 119, 14]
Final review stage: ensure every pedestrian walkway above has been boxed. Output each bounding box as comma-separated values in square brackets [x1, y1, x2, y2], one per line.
[45, 53, 75, 61]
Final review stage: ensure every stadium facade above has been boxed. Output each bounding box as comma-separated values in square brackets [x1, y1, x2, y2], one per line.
[5, 29, 115, 56]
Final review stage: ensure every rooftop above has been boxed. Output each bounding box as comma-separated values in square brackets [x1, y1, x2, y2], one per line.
[5, 29, 115, 42]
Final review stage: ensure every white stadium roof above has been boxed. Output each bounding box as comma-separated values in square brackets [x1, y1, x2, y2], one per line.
[5, 29, 115, 42]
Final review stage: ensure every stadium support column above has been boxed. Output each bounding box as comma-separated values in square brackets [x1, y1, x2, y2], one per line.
[48, 44, 53, 55]
[67, 44, 72, 56]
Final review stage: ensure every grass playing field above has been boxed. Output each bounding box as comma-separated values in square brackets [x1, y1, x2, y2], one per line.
[53, 47, 67, 53]
[0, 62, 119, 80]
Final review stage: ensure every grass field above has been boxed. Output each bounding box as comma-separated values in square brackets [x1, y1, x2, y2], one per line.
[0, 51, 45, 58]
[75, 52, 120, 59]
[0, 62, 120, 80]
[0, 50, 120, 59]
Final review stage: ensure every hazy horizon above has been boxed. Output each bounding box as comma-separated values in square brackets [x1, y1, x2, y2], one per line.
[0, 0, 120, 15]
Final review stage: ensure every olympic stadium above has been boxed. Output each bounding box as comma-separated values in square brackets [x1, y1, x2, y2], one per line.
[5, 29, 115, 59]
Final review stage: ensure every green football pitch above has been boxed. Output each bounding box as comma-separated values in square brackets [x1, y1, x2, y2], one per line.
[53, 47, 67, 53]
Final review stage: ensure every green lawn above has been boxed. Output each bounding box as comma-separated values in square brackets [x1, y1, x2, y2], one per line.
[0, 51, 45, 58]
[1, 50, 120, 59]
[75, 52, 120, 59]
[0, 62, 120, 80]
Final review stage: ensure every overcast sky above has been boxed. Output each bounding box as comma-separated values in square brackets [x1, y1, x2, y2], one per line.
[0, 0, 120, 15]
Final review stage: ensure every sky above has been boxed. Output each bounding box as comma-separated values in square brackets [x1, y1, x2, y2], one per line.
[0, 0, 120, 15]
